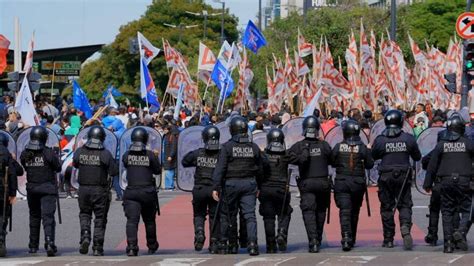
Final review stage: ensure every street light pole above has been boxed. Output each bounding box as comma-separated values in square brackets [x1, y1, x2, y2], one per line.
[221, 1, 225, 44]
[203, 10, 208, 39]
[390, 0, 397, 41]
[259, 0, 262, 29]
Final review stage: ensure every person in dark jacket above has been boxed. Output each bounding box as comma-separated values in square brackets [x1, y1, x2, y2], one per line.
[163, 124, 179, 190]
[20, 127, 61, 257]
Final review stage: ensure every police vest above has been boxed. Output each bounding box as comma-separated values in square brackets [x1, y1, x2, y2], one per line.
[77, 149, 109, 186]
[335, 143, 365, 177]
[225, 142, 260, 179]
[299, 140, 330, 179]
[24, 151, 56, 184]
[194, 149, 218, 186]
[125, 151, 155, 186]
[436, 139, 472, 177]
[264, 151, 288, 186]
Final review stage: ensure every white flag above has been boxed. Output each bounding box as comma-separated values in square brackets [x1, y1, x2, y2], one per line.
[14, 75, 38, 126]
[23, 32, 35, 74]
[198, 42, 216, 72]
[217, 40, 233, 67]
[302, 88, 322, 117]
[137, 32, 160, 66]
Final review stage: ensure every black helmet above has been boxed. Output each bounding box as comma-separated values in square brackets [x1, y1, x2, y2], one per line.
[26, 126, 48, 150]
[130, 127, 149, 152]
[85, 126, 106, 149]
[363, 110, 373, 120]
[383, 110, 403, 137]
[446, 114, 465, 141]
[302, 116, 320, 139]
[0, 132, 9, 147]
[384, 110, 403, 128]
[266, 128, 285, 152]
[342, 120, 361, 145]
[230, 116, 249, 143]
[202, 125, 220, 151]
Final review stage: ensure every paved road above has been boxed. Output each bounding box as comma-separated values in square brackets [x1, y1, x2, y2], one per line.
[0, 187, 472, 265]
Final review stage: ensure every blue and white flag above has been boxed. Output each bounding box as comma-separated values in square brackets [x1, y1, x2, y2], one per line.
[211, 60, 234, 100]
[242, 20, 267, 54]
[140, 57, 160, 108]
[72, 80, 93, 119]
[102, 84, 122, 98]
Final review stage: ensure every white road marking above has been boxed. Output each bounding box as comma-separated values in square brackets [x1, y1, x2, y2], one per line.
[152, 258, 210, 266]
[235, 257, 296, 266]
[318, 258, 330, 264]
[0, 260, 44, 266]
[412, 206, 428, 209]
[449, 255, 464, 264]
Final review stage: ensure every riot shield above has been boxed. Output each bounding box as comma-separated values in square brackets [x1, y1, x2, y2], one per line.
[415, 127, 445, 195]
[119, 126, 162, 190]
[216, 122, 231, 143]
[70, 127, 118, 189]
[16, 127, 61, 196]
[369, 119, 413, 145]
[0, 130, 16, 158]
[324, 126, 369, 148]
[176, 126, 204, 192]
[252, 132, 267, 151]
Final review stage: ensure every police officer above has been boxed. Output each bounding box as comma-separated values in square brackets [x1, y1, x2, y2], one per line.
[121, 127, 160, 256]
[259, 128, 293, 253]
[288, 115, 333, 253]
[212, 116, 263, 256]
[182, 125, 221, 254]
[372, 110, 421, 250]
[424, 115, 474, 253]
[73, 126, 118, 256]
[0, 133, 22, 257]
[20, 126, 61, 256]
[331, 120, 374, 251]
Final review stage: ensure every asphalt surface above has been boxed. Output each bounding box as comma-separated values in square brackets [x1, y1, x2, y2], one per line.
[0, 187, 471, 265]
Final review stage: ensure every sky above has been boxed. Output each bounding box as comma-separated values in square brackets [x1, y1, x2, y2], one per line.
[0, 0, 257, 51]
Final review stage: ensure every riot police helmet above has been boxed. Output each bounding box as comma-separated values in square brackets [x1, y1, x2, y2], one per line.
[230, 116, 249, 143]
[130, 127, 149, 152]
[383, 110, 403, 137]
[202, 125, 220, 151]
[266, 128, 285, 152]
[446, 114, 465, 140]
[342, 120, 361, 145]
[302, 115, 320, 139]
[26, 126, 48, 150]
[85, 126, 106, 149]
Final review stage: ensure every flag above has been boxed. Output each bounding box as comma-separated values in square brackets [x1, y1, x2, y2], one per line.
[162, 39, 185, 68]
[105, 91, 119, 108]
[140, 57, 160, 108]
[217, 40, 233, 67]
[198, 42, 216, 72]
[14, 75, 38, 126]
[72, 80, 93, 119]
[294, 49, 310, 76]
[137, 32, 160, 65]
[302, 87, 323, 117]
[297, 28, 313, 57]
[102, 84, 122, 98]
[23, 32, 35, 74]
[0, 35, 10, 75]
[173, 83, 184, 121]
[242, 20, 267, 54]
[211, 60, 234, 99]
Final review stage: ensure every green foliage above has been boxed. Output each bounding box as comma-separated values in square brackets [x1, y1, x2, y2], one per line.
[78, 0, 238, 102]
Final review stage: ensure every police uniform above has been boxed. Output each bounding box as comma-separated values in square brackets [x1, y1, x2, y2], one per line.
[260, 144, 293, 253]
[20, 127, 61, 256]
[0, 134, 22, 257]
[424, 116, 474, 252]
[372, 110, 421, 249]
[73, 126, 118, 256]
[122, 144, 160, 255]
[288, 116, 332, 253]
[212, 116, 263, 256]
[331, 122, 374, 251]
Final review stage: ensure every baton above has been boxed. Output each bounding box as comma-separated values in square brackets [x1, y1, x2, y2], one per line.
[392, 168, 411, 215]
[363, 159, 371, 217]
[326, 176, 331, 224]
[279, 168, 292, 225]
[8, 204, 11, 232]
[156, 188, 161, 216]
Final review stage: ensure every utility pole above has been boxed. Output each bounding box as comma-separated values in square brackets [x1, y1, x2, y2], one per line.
[185, 10, 222, 40]
[461, 0, 473, 107]
[390, 0, 397, 41]
[259, 0, 262, 29]
[213, 0, 226, 44]
[14, 17, 21, 72]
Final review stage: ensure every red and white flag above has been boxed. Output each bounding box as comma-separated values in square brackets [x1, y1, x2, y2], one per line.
[0, 34, 10, 75]
[217, 40, 233, 68]
[360, 23, 377, 111]
[137, 32, 160, 65]
[294, 49, 310, 77]
[23, 32, 35, 74]
[15, 75, 39, 126]
[162, 39, 185, 69]
[198, 42, 216, 72]
[298, 28, 313, 57]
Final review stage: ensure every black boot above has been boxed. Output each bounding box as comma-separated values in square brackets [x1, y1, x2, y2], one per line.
[93, 245, 104, 256]
[147, 242, 159, 254]
[266, 238, 277, 254]
[45, 237, 57, 257]
[276, 229, 288, 252]
[444, 239, 454, 253]
[382, 239, 394, 248]
[209, 238, 219, 254]
[453, 231, 468, 251]
[424, 232, 438, 246]
[218, 241, 228, 255]
[194, 230, 205, 251]
[79, 230, 91, 255]
[247, 241, 259, 256]
[126, 245, 138, 256]
[401, 225, 413, 250]
[228, 241, 238, 254]
[0, 234, 6, 257]
[341, 232, 352, 252]
[28, 243, 38, 254]
[308, 239, 320, 253]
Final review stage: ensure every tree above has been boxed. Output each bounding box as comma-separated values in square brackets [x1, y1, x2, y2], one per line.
[77, 0, 239, 102]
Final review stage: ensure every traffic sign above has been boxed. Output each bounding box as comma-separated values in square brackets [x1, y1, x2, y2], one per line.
[456, 12, 474, 39]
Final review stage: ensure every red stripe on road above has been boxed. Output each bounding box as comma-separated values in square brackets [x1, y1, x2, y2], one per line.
[324, 187, 426, 247]
[116, 195, 197, 251]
